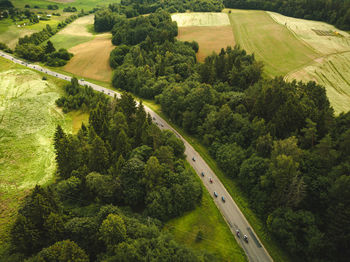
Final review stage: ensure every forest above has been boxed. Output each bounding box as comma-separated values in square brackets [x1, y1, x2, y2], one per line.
[223, 0, 350, 30]
[98, 5, 350, 261]
[7, 80, 205, 261]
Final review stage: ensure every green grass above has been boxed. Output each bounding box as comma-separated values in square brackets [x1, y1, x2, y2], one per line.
[0, 57, 84, 257]
[226, 9, 319, 77]
[164, 164, 246, 262]
[49, 33, 93, 50]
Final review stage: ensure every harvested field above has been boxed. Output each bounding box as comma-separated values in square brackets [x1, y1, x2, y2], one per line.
[64, 34, 114, 82]
[177, 26, 235, 62]
[268, 11, 350, 55]
[286, 52, 350, 114]
[226, 9, 319, 77]
[172, 13, 230, 27]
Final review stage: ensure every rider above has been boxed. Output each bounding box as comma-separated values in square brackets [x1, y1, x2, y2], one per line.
[236, 229, 240, 237]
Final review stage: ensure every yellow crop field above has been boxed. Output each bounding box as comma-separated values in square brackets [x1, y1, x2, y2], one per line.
[171, 13, 230, 27]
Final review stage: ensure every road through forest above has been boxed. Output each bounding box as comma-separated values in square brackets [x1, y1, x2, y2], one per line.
[1, 51, 273, 262]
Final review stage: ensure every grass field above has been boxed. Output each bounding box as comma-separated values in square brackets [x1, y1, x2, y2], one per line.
[177, 26, 235, 62]
[0, 57, 88, 256]
[267, 11, 350, 114]
[164, 163, 246, 261]
[64, 33, 114, 82]
[0, 13, 71, 48]
[268, 11, 350, 55]
[49, 14, 94, 50]
[225, 9, 319, 77]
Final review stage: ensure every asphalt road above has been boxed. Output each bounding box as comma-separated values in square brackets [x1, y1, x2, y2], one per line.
[1, 51, 273, 262]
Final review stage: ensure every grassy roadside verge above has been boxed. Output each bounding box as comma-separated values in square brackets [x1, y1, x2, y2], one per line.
[164, 161, 247, 261]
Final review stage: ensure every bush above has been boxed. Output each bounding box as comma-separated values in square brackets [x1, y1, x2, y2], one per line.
[25, 4, 30, 8]
[42, 76, 47, 81]
[196, 230, 204, 242]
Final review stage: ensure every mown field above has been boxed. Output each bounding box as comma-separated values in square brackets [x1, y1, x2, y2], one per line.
[164, 163, 246, 262]
[49, 14, 94, 50]
[287, 52, 350, 113]
[225, 9, 319, 77]
[269, 11, 350, 114]
[0, 57, 88, 255]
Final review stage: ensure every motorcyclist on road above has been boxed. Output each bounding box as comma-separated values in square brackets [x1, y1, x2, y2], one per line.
[236, 229, 240, 238]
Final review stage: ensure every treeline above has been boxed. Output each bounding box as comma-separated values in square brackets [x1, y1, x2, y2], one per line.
[110, 11, 197, 98]
[223, 0, 350, 30]
[106, 7, 350, 261]
[6, 81, 204, 261]
[94, 0, 224, 32]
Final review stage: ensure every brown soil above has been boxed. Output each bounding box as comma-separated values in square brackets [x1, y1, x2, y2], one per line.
[177, 26, 235, 62]
[64, 34, 114, 82]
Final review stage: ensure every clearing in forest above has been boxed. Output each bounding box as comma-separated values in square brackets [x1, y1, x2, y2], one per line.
[226, 9, 319, 77]
[64, 33, 114, 82]
[172, 13, 234, 62]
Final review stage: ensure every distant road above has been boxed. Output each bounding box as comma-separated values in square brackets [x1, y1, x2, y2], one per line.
[1, 51, 273, 262]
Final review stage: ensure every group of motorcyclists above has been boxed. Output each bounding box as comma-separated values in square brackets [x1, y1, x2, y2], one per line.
[236, 229, 248, 243]
[193, 155, 249, 244]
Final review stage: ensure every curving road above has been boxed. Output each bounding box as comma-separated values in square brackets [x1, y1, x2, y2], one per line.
[1, 51, 273, 262]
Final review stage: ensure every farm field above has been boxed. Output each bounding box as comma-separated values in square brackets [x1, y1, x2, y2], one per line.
[172, 13, 234, 62]
[286, 52, 350, 113]
[172, 12, 230, 27]
[226, 9, 319, 77]
[64, 33, 114, 82]
[267, 11, 350, 113]
[268, 11, 350, 55]
[0, 57, 87, 255]
[164, 163, 246, 262]
[49, 14, 94, 50]
[178, 26, 235, 61]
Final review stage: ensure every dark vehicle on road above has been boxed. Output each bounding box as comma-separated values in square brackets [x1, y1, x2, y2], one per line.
[221, 196, 225, 202]
[201, 172, 204, 177]
[192, 156, 195, 161]
[209, 177, 213, 183]
[214, 191, 218, 197]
